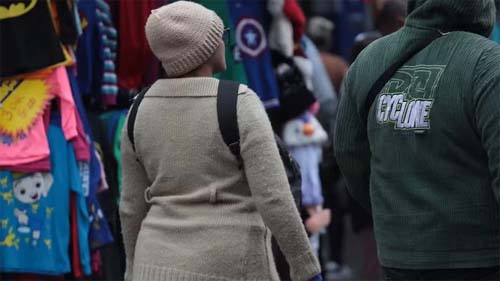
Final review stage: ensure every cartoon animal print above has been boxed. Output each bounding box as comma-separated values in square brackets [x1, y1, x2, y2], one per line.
[0, 227, 20, 250]
[0, 191, 13, 205]
[12, 172, 53, 246]
[0, 176, 8, 188]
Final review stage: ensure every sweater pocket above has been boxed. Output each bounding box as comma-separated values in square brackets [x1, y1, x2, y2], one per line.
[242, 224, 273, 280]
[264, 227, 280, 279]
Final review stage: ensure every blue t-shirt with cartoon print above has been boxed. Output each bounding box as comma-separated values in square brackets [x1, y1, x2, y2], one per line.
[0, 118, 89, 274]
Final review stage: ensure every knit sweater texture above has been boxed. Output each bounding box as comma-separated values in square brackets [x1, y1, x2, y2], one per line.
[335, 0, 500, 269]
[119, 78, 320, 281]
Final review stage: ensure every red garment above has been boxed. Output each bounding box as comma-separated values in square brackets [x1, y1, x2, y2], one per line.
[142, 55, 161, 86]
[71, 108, 90, 161]
[116, 0, 158, 89]
[70, 193, 83, 278]
[91, 250, 103, 277]
[283, 0, 306, 43]
[1, 157, 50, 173]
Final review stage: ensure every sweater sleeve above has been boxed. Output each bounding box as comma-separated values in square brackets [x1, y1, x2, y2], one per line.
[472, 47, 500, 207]
[119, 121, 151, 281]
[333, 74, 372, 211]
[237, 91, 321, 281]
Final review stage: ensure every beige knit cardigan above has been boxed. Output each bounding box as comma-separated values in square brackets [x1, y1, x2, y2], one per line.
[119, 78, 321, 281]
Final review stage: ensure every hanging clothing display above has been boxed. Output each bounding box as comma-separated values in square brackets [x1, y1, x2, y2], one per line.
[0, 115, 89, 275]
[0, 74, 52, 142]
[54, 0, 79, 45]
[76, 0, 100, 98]
[0, 67, 79, 170]
[76, 0, 119, 106]
[0, 0, 66, 78]
[67, 68, 114, 251]
[96, 0, 118, 105]
[283, 0, 307, 46]
[116, 0, 157, 89]
[1, 1, 120, 278]
[99, 111, 127, 194]
[228, 0, 281, 109]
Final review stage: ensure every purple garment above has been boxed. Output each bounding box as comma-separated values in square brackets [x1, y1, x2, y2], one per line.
[288, 145, 324, 206]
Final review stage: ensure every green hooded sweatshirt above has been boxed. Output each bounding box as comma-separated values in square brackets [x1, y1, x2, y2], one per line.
[335, 0, 500, 269]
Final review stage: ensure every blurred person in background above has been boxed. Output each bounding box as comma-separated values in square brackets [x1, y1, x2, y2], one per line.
[307, 17, 349, 94]
[374, 0, 407, 36]
[351, 32, 383, 62]
[306, 16, 352, 280]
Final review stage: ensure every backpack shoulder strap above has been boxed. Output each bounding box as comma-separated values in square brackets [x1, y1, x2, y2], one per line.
[363, 31, 445, 121]
[127, 85, 151, 152]
[217, 80, 242, 166]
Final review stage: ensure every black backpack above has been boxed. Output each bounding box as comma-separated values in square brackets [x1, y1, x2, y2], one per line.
[127, 80, 302, 280]
[362, 31, 445, 121]
[216, 81, 302, 281]
[127, 81, 302, 208]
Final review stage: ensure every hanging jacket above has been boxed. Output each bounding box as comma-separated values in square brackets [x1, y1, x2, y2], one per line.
[335, 0, 500, 269]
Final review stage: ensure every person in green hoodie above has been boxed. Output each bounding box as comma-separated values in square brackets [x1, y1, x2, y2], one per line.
[334, 0, 500, 280]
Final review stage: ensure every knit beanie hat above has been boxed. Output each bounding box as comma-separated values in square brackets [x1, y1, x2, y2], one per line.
[145, 1, 224, 77]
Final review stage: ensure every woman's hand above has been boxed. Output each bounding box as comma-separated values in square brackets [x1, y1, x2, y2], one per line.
[305, 208, 331, 234]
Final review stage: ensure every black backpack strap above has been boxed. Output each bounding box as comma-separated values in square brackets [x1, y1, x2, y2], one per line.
[363, 31, 445, 121]
[217, 80, 242, 167]
[127, 85, 151, 152]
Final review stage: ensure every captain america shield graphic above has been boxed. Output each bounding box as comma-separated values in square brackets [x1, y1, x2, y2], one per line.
[235, 17, 267, 58]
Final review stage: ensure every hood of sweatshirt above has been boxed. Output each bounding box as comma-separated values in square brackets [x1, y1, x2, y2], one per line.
[406, 0, 496, 37]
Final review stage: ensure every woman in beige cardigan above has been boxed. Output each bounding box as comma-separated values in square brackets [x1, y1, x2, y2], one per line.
[119, 2, 321, 281]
